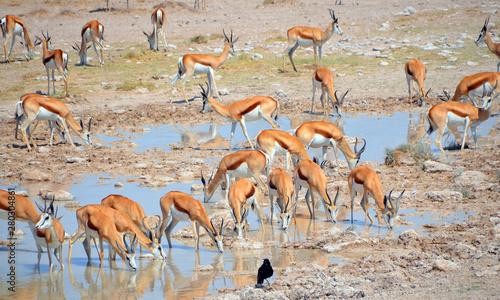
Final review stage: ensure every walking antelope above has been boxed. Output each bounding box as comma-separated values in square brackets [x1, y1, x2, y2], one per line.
[228, 179, 263, 238]
[348, 165, 404, 229]
[267, 169, 296, 230]
[143, 8, 167, 52]
[283, 9, 343, 73]
[294, 121, 366, 176]
[293, 159, 340, 221]
[422, 81, 498, 154]
[256, 129, 310, 171]
[475, 17, 500, 72]
[37, 31, 69, 96]
[72, 20, 104, 67]
[171, 30, 239, 103]
[68, 205, 138, 270]
[101, 194, 165, 258]
[440, 72, 500, 105]
[1, 15, 38, 62]
[199, 83, 280, 151]
[311, 66, 347, 116]
[159, 191, 224, 252]
[405, 58, 431, 107]
[34, 200, 66, 271]
[201, 149, 269, 202]
[15, 94, 92, 150]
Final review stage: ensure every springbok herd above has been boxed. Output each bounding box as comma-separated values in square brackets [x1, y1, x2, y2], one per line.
[1, 6, 499, 273]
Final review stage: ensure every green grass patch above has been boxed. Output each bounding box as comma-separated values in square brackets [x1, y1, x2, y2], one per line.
[384, 142, 436, 167]
[190, 35, 207, 44]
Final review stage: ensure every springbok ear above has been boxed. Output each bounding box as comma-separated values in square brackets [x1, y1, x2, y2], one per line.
[79, 118, 84, 129]
[143, 31, 149, 37]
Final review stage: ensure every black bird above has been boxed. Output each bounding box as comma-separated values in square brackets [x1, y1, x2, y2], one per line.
[255, 258, 273, 288]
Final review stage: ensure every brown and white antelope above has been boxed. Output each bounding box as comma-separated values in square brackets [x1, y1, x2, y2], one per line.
[348, 165, 404, 229]
[283, 9, 343, 73]
[405, 58, 431, 107]
[422, 81, 498, 154]
[201, 149, 269, 202]
[1, 15, 38, 62]
[294, 121, 366, 176]
[475, 17, 500, 72]
[311, 66, 347, 116]
[293, 159, 340, 221]
[68, 205, 138, 270]
[159, 191, 224, 252]
[228, 179, 263, 238]
[143, 8, 167, 52]
[15, 94, 92, 150]
[171, 30, 238, 103]
[267, 169, 296, 230]
[256, 129, 310, 171]
[101, 194, 165, 258]
[199, 83, 280, 151]
[440, 72, 500, 105]
[37, 31, 69, 96]
[72, 20, 104, 67]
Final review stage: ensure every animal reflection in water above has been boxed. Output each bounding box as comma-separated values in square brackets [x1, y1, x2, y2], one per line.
[174, 124, 226, 148]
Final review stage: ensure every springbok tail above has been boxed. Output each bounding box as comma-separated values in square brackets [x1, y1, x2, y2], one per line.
[171, 58, 184, 86]
[15, 100, 24, 120]
[273, 101, 280, 121]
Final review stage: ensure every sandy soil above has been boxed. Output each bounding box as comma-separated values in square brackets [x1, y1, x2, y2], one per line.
[1, 0, 500, 298]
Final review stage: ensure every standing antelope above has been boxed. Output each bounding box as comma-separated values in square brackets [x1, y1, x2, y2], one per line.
[440, 72, 500, 105]
[15, 94, 92, 150]
[73, 20, 105, 67]
[422, 81, 498, 154]
[159, 191, 224, 252]
[228, 179, 263, 238]
[201, 149, 269, 202]
[255, 129, 310, 171]
[171, 30, 239, 103]
[68, 205, 138, 270]
[293, 159, 340, 221]
[199, 83, 280, 151]
[101, 194, 165, 258]
[143, 8, 167, 52]
[268, 169, 296, 230]
[37, 31, 69, 96]
[405, 58, 431, 107]
[294, 121, 366, 176]
[348, 165, 404, 229]
[1, 15, 37, 62]
[34, 201, 66, 271]
[283, 9, 343, 73]
[311, 66, 347, 116]
[475, 17, 500, 72]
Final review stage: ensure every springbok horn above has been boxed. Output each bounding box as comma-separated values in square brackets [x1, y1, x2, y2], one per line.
[210, 218, 217, 236]
[276, 198, 282, 213]
[88, 117, 92, 132]
[219, 218, 224, 235]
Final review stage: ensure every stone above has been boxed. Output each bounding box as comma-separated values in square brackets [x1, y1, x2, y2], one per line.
[251, 53, 263, 61]
[65, 201, 82, 211]
[426, 191, 463, 202]
[134, 163, 148, 169]
[136, 88, 149, 94]
[219, 88, 230, 95]
[432, 259, 458, 272]
[423, 161, 453, 173]
[40, 189, 76, 201]
[191, 184, 203, 192]
[21, 170, 51, 181]
[454, 171, 490, 188]
[66, 157, 89, 163]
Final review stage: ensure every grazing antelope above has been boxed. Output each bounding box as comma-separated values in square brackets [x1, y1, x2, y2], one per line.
[34, 200, 66, 271]
[228, 179, 263, 238]
[475, 17, 500, 72]
[72, 20, 104, 67]
[171, 30, 239, 103]
[194, 0, 206, 10]
[37, 31, 69, 96]
[256, 129, 310, 171]
[199, 83, 280, 151]
[159, 191, 224, 252]
[422, 81, 498, 154]
[201, 149, 270, 202]
[405, 58, 431, 107]
[348, 165, 404, 229]
[1, 15, 38, 62]
[440, 72, 500, 105]
[283, 9, 343, 73]
[268, 169, 296, 230]
[68, 205, 138, 270]
[294, 121, 366, 175]
[311, 66, 347, 116]
[143, 8, 167, 52]
[15, 94, 92, 150]
[101, 194, 165, 258]
[293, 159, 340, 221]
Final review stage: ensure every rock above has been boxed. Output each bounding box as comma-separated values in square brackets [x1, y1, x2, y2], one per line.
[114, 181, 125, 188]
[136, 88, 149, 94]
[191, 183, 203, 192]
[251, 53, 263, 61]
[219, 88, 230, 95]
[13, 228, 25, 237]
[466, 61, 478, 66]
[276, 90, 287, 97]
[37, 146, 50, 153]
[404, 6, 417, 14]
[177, 171, 195, 179]
[134, 163, 148, 169]
[65, 201, 82, 211]
[426, 191, 463, 202]
[66, 157, 89, 163]
[433, 259, 458, 272]
[15, 190, 30, 197]
[423, 161, 453, 173]
[490, 217, 500, 225]
[447, 57, 457, 62]
[455, 171, 493, 191]
[21, 170, 51, 181]
[230, 238, 264, 250]
[40, 189, 76, 201]
[380, 61, 389, 66]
